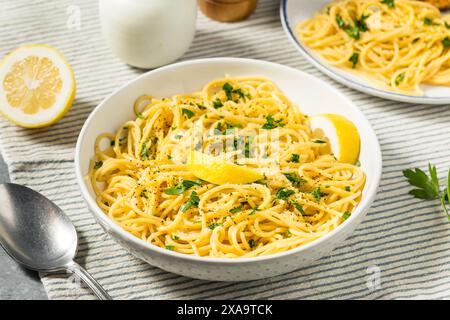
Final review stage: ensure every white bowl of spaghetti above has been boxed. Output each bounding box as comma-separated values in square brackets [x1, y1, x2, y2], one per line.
[75, 58, 381, 281]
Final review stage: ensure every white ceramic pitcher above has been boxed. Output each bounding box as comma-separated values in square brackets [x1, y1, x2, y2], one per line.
[99, 0, 197, 69]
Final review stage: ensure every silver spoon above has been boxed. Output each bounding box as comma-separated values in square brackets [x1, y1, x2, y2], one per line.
[0, 183, 112, 300]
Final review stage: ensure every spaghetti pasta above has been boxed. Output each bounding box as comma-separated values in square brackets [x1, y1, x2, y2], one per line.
[296, 0, 450, 95]
[90, 77, 365, 258]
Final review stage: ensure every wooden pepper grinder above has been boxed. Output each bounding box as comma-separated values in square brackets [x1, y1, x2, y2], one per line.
[198, 0, 258, 22]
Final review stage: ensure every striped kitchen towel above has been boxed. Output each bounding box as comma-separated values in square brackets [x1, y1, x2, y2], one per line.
[1, 0, 450, 300]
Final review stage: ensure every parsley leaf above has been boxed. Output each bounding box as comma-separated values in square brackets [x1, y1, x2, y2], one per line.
[180, 191, 200, 212]
[343, 211, 351, 220]
[276, 188, 295, 200]
[223, 82, 234, 100]
[345, 26, 360, 40]
[262, 115, 285, 129]
[290, 153, 300, 163]
[403, 164, 440, 200]
[165, 245, 175, 251]
[349, 52, 359, 68]
[395, 72, 405, 86]
[336, 14, 345, 28]
[164, 180, 202, 195]
[292, 201, 305, 215]
[208, 222, 222, 230]
[141, 143, 150, 160]
[248, 239, 256, 248]
[381, 0, 395, 8]
[355, 14, 369, 32]
[283, 172, 306, 187]
[313, 139, 326, 144]
[213, 99, 224, 109]
[94, 161, 103, 169]
[442, 37, 450, 48]
[423, 18, 438, 26]
[311, 187, 327, 202]
[229, 205, 243, 214]
[182, 108, 195, 119]
[445, 21, 450, 29]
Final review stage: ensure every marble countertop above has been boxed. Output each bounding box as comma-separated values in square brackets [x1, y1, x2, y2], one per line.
[0, 154, 47, 300]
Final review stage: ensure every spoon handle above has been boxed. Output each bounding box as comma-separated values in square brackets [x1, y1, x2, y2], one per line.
[66, 261, 112, 300]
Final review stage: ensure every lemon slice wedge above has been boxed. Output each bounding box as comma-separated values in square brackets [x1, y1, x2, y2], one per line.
[309, 114, 360, 164]
[0, 44, 76, 128]
[187, 151, 264, 185]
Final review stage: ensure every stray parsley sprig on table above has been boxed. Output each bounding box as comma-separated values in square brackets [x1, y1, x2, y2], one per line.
[403, 164, 450, 220]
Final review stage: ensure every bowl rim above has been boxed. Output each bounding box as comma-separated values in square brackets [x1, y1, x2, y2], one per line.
[75, 57, 382, 264]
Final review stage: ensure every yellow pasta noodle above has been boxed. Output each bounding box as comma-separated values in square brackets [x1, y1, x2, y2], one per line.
[89, 77, 365, 258]
[296, 0, 450, 95]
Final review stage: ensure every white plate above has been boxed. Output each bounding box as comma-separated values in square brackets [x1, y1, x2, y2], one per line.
[75, 58, 382, 281]
[280, 0, 450, 105]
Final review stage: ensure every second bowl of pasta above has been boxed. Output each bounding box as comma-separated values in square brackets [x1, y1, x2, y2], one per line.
[75, 58, 381, 281]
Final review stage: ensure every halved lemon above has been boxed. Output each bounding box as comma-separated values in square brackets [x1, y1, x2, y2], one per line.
[309, 114, 360, 164]
[0, 44, 75, 128]
[187, 151, 264, 185]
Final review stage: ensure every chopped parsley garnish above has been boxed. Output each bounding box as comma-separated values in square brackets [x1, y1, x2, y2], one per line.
[182, 108, 195, 119]
[395, 72, 405, 86]
[355, 14, 369, 32]
[412, 38, 420, 43]
[381, 0, 395, 8]
[345, 26, 360, 40]
[342, 211, 351, 220]
[313, 139, 326, 144]
[164, 180, 202, 195]
[262, 115, 285, 129]
[349, 53, 359, 68]
[222, 82, 250, 102]
[292, 201, 305, 215]
[141, 143, 150, 160]
[311, 187, 327, 202]
[284, 172, 306, 187]
[223, 82, 234, 100]
[446, 22, 450, 29]
[137, 112, 144, 119]
[249, 207, 260, 215]
[180, 191, 200, 212]
[234, 88, 250, 100]
[345, 186, 351, 192]
[229, 205, 243, 214]
[403, 164, 450, 220]
[94, 161, 103, 169]
[336, 14, 345, 28]
[165, 245, 175, 251]
[208, 222, 223, 230]
[276, 188, 295, 200]
[423, 18, 438, 26]
[196, 103, 206, 110]
[248, 239, 256, 249]
[290, 153, 300, 163]
[243, 136, 254, 158]
[171, 234, 179, 241]
[140, 189, 148, 199]
[213, 99, 224, 109]
[356, 160, 361, 167]
[442, 37, 450, 48]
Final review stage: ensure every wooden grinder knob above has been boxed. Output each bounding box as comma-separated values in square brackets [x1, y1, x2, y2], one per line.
[198, 0, 258, 22]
